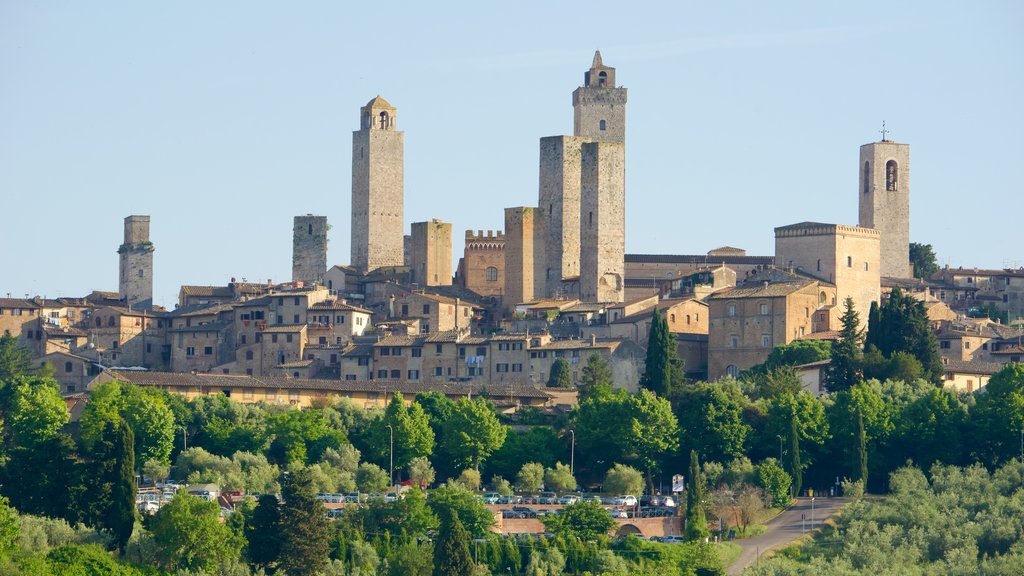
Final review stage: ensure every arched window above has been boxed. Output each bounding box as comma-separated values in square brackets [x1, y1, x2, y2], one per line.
[598, 71, 607, 86]
[726, 364, 739, 378]
[886, 160, 898, 191]
[847, 256, 853, 268]
[819, 291, 827, 305]
[686, 314, 691, 325]
[486, 267, 498, 282]
[670, 314, 676, 323]
[246, 350, 253, 360]
[863, 161, 870, 193]
[379, 111, 389, 130]
[65, 361, 73, 373]
[108, 317, 115, 327]
[308, 223, 313, 235]
[816, 259, 822, 271]
[599, 119, 607, 131]
[95, 317, 101, 327]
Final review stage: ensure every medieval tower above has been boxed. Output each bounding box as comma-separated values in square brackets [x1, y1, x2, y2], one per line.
[292, 214, 328, 285]
[579, 142, 626, 303]
[859, 136, 911, 279]
[118, 215, 154, 310]
[410, 219, 453, 286]
[539, 51, 627, 300]
[351, 96, 404, 273]
[504, 207, 545, 310]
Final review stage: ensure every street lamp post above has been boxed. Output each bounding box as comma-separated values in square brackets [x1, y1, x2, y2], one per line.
[777, 435, 784, 462]
[811, 497, 815, 528]
[386, 424, 394, 488]
[569, 429, 576, 476]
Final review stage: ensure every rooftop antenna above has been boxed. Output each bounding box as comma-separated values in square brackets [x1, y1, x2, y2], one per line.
[880, 121, 890, 142]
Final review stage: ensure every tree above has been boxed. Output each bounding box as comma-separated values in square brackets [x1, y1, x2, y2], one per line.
[369, 393, 434, 476]
[279, 469, 330, 576]
[604, 463, 644, 497]
[409, 456, 436, 488]
[483, 426, 561, 483]
[7, 377, 69, 446]
[79, 381, 175, 466]
[356, 462, 390, 494]
[789, 408, 802, 497]
[427, 484, 495, 538]
[865, 287, 943, 384]
[433, 509, 473, 576]
[824, 297, 864, 392]
[151, 492, 241, 571]
[579, 353, 614, 399]
[441, 397, 507, 471]
[0, 332, 33, 382]
[746, 340, 832, 376]
[827, 381, 893, 489]
[142, 459, 169, 485]
[631, 388, 680, 487]
[456, 468, 482, 491]
[970, 363, 1024, 464]
[516, 462, 545, 493]
[685, 450, 710, 541]
[544, 462, 577, 492]
[909, 242, 939, 280]
[542, 500, 615, 540]
[0, 433, 82, 523]
[106, 418, 136, 553]
[547, 358, 573, 388]
[857, 409, 868, 486]
[245, 494, 281, 571]
[0, 496, 18, 557]
[640, 308, 685, 396]
[675, 382, 748, 464]
[756, 458, 792, 508]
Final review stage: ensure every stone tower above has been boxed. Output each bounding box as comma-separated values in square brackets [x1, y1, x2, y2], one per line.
[504, 207, 545, 310]
[539, 135, 587, 296]
[410, 219, 453, 286]
[292, 214, 328, 285]
[118, 215, 154, 310]
[858, 138, 911, 279]
[579, 142, 625, 303]
[573, 50, 627, 143]
[351, 95, 404, 273]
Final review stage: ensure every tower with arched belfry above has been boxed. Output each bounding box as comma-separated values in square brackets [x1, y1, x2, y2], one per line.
[572, 50, 627, 143]
[858, 134, 911, 279]
[351, 95, 404, 273]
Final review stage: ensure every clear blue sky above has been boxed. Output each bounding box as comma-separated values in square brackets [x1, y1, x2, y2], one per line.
[2, 1, 1021, 309]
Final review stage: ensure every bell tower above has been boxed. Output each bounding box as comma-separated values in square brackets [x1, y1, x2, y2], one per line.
[351, 96, 405, 273]
[858, 127, 911, 279]
[572, 50, 627, 143]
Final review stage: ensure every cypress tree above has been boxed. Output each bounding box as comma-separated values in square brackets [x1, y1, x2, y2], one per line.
[434, 509, 473, 576]
[789, 409, 802, 498]
[279, 469, 330, 576]
[685, 450, 709, 541]
[245, 494, 281, 571]
[857, 409, 868, 487]
[640, 308, 685, 397]
[108, 419, 136, 553]
[548, 358, 573, 388]
[824, 298, 863, 392]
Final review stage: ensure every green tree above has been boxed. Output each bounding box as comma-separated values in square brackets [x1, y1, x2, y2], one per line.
[856, 409, 868, 485]
[631, 388, 680, 487]
[387, 539, 434, 576]
[685, 450, 710, 541]
[427, 484, 495, 538]
[0, 433, 82, 523]
[604, 463, 644, 496]
[827, 381, 892, 489]
[433, 509, 473, 576]
[675, 381, 748, 464]
[640, 308, 685, 396]
[541, 500, 615, 540]
[79, 381, 174, 465]
[441, 397, 508, 471]
[824, 297, 864, 392]
[0, 332, 33, 382]
[789, 408, 802, 497]
[745, 339, 832, 376]
[245, 494, 281, 571]
[579, 353, 614, 399]
[756, 458, 791, 508]
[456, 468, 482, 490]
[279, 468, 330, 576]
[892, 387, 967, 469]
[543, 462, 577, 492]
[970, 363, 1024, 464]
[368, 393, 434, 477]
[548, 358, 573, 388]
[484, 426, 560, 483]
[408, 455, 436, 488]
[151, 492, 241, 571]
[107, 418, 136, 553]
[865, 287, 943, 383]
[909, 242, 939, 280]
[0, 495, 18, 557]
[7, 377, 69, 446]
[516, 462, 545, 493]
[356, 462, 390, 494]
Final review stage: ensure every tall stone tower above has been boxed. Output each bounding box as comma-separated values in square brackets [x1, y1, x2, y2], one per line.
[410, 219, 453, 286]
[858, 137, 911, 279]
[579, 142, 625, 303]
[573, 50, 627, 143]
[118, 215, 154, 310]
[504, 207, 545, 310]
[292, 214, 328, 285]
[351, 95, 404, 273]
[539, 135, 587, 296]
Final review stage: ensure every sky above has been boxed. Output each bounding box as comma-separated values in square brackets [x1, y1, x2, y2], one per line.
[2, 1, 1022, 309]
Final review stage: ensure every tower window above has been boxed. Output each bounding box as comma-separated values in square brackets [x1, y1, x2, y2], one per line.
[816, 259, 821, 272]
[379, 111, 389, 130]
[886, 160, 898, 191]
[588, 211, 593, 227]
[599, 119, 606, 131]
[486, 267, 498, 282]
[598, 71, 607, 86]
[138, 269, 144, 277]
[847, 256, 853, 268]
[308, 224, 313, 235]
[863, 161, 870, 193]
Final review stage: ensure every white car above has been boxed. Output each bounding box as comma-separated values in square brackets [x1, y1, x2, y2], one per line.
[614, 495, 638, 506]
[557, 495, 579, 505]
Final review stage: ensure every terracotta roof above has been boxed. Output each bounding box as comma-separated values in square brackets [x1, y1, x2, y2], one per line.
[277, 359, 314, 368]
[798, 330, 840, 341]
[364, 95, 394, 109]
[563, 303, 607, 313]
[534, 339, 612, 351]
[942, 359, 1006, 375]
[179, 285, 234, 298]
[374, 335, 424, 347]
[424, 329, 464, 343]
[488, 333, 531, 341]
[991, 345, 1024, 355]
[0, 298, 40, 309]
[626, 254, 773, 265]
[166, 302, 235, 317]
[308, 301, 371, 313]
[708, 281, 815, 300]
[341, 344, 375, 357]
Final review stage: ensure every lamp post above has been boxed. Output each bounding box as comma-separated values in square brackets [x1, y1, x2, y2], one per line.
[386, 424, 394, 488]
[811, 497, 815, 528]
[569, 429, 576, 476]
[777, 435, 784, 463]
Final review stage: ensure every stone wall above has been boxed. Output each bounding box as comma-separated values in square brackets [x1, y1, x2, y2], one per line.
[539, 135, 588, 297]
[118, 215, 154, 309]
[580, 142, 625, 303]
[409, 219, 453, 286]
[292, 215, 328, 285]
[504, 207, 544, 310]
[461, 230, 505, 297]
[351, 99, 404, 273]
[859, 141, 911, 279]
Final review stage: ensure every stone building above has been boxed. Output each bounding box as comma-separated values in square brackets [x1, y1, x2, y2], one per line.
[504, 207, 545, 310]
[539, 135, 587, 296]
[579, 141, 626, 303]
[859, 138, 911, 279]
[292, 214, 328, 285]
[409, 219, 453, 287]
[351, 96, 404, 273]
[118, 215, 154, 310]
[775, 222, 880, 327]
[573, 50, 627, 144]
[457, 230, 505, 297]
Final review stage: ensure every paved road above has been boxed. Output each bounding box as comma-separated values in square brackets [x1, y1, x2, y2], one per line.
[727, 497, 848, 575]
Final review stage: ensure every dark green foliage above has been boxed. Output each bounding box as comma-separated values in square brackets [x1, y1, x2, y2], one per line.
[107, 419, 136, 553]
[857, 409, 868, 485]
[366, 393, 434, 476]
[909, 242, 939, 280]
[150, 492, 241, 572]
[0, 433, 84, 524]
[386, 538, 433, 576]
[433, 509, 473, 576]
[548, 358, 573, 388]
[789, 409, 802, 497]
[279, 469, 331, 576]
[579, 353, 614, 399]
[426, 484, 494, 538]
[824, 297, 863, 392]
[685, 450, 709, 541]
[743, 340, 832, 379]
[675, 381, 750, 464]
[864, 287, 943, 384]
[756, 458, 792, 508]
[245, 494, 281, 571]
[971, 363, 1024, 464]
[483, 426, 561, 482]
[46, 544, 145, 576]
[640, 308, 686, 396]
[541, 500, 616, 540]
[0, 332, 34, 383]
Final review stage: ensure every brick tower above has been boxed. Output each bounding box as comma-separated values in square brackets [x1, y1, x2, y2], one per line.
[858, 134, 911, 279]
[579, 142, 625, 303]
[573, 50, 627, 143]
[118, 215, 154, 310]
[351, 95, 404, 273]
[410, 219, 453, 286]
[292, 214, 328, 285]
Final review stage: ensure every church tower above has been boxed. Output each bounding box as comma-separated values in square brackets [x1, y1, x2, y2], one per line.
[858, 133, 911, 279]
[572, 50, 627, 143]
[118, 215, 154, 310]
[351, 96, 404, 273]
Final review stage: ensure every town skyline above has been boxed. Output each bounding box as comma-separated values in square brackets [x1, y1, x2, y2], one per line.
[3, 2, 1022, 308]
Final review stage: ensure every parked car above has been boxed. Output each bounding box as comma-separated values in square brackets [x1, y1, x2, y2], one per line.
[497, 495, 520, 505]
[482, 492, 501, 504]
[614, 495, 638, 506]
[659, 535, 686, 543]
[608, 508, 629, 518]
[538, 492, 559, 505]
[557, 495, 580, 506]
[511, 506, 537, 518]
